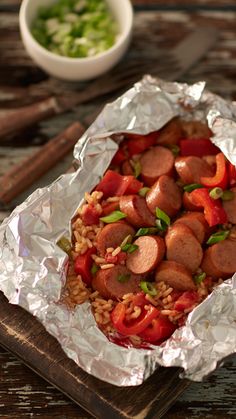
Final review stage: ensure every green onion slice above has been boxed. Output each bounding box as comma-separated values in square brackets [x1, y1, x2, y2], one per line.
[155, 219, 167, 232]
[183, 183, 203, 193]
[131, 160, 142, 178]
[156, 207, 170, 226]
[169, 144, 180, 157]
[121, 243, 139, 254]
[120, 234, 132, 247]
[135, 227, 158, 236]
[221, 190, 235, 201]
[140, 281, 157, 296]
[194, 272, 206, 284]
[91, 263, 99, 275]
[117, 273, 130, 283]
[57, 236, 71, 255]
[207, 230, 230, 245]
[138, 187, 150, 197]
[100, 210, 127, 223]
[209, 187, 223, 200]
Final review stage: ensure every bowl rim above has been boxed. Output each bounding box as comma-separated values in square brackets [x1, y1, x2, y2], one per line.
[19, 0, 133, 63]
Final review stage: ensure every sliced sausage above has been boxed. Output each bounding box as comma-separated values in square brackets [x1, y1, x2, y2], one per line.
[175, 156, 213, 184]
[96, 222, 135, 256]
[126, 236, 165, 274]
[201, 239, 236, 279]
[140, 146, 174, 186]
[183, 191, 203, 211]
[222, 188, 236, 224]
[156, 118, 183, 146]
[119, 195, 155, 227]
[180, 120, 212, 139]
[175, 212, 208, 244]
[92, 265, 141, 299]
[146, 175, 182, 217]
[165, 223, 203, 273]
[122, 160, 133, 176]
[155, 260, 195, 291]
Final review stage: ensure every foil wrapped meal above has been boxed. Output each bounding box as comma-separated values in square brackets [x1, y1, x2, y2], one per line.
[0, 76, 236, 386]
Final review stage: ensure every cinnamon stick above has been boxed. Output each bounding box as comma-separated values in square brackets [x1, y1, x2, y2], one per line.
[0, 121, 85, 204]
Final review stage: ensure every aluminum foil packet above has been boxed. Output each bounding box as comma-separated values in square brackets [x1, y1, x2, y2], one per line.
[0, 75, 236, 386]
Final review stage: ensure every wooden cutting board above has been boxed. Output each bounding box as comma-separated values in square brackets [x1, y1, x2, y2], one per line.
[0, 291, 190, 419]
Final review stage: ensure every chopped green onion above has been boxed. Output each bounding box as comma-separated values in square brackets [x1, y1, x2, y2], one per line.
[169, 144, 180, 157]
[183, 183, 203, 193]
[120, 234, 132, 247]
[135, 227, 158, 236]
[155, 219, 167, 232]
[57, 236, 71, 255]
[207, 230, 230, 245]
[138, 187, 150, 197]
[91, 263, 99, 275]
[121, 243, 139, 254]
[100, 210, 127, 223]
[221, 190, 235, 201]
[194, 272, 206, 284]
[131, 160, 142, 178]
[156, 207, 170, 226]
[140, 281, 157, 296]
[117, 273, 130, 283]
[209, 187, 223, 200]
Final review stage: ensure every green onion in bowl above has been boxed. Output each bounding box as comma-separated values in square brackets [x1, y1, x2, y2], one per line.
[31, 0, 118, 58]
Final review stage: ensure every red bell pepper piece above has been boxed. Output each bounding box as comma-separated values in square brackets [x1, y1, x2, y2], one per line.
[174, 291, 199, 312]
[180, 138, 219, 157]
[138, 316, 176, 343]
[190, 188, 228, 227]
[74, 247, 96, 285]
[81, 204, 100, 226]
[111, 148, 127, 166]
[126, 131, 158, 157]
[200, 152, 228, 189]
[228, 162, 236, 186]
[101, 201, 119, 216]
[96, 170, 142, 198]
[111, 302, 159, 336]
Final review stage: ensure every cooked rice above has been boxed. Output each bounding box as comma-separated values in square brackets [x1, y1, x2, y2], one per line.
[112, 246, 121, 257]
[100, 263, 115, 269]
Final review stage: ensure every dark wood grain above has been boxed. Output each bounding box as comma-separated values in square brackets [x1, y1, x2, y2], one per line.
[0, 1, 236, 418]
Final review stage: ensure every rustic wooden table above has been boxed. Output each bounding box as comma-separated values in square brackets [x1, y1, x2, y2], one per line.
[0, 0, 236, 418]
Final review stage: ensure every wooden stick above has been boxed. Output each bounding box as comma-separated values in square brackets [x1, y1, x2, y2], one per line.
[0, 121, 85, 204]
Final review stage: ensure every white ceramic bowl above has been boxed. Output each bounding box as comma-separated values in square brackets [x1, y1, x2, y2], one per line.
[19, 0, 133, 81]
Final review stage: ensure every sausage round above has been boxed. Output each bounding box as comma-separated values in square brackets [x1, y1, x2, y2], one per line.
[96, 222, 135, 256]
[183, 191, 202, 211]
[146, 175, 182, 217]
[92, 265, 141, 299]
[222, 188, 236, 224]
[119, 195, 156, 227]
[140, 146, 174, 186]
[175, 156, 213, 184]
[156, 118, 183, 146]
[122, 160, 133, 176]
[126, 236, 165, 274]
[165, 223, 203, 272]
[155, 260, 195, 291]
[201, 239, 236, 279]
[174, 212, 208, 244]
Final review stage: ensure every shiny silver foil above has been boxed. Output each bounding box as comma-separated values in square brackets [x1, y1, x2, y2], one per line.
[0, 75, 236, 386]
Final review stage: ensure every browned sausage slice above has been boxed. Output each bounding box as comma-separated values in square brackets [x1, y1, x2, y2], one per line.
[180, 120, 212, 139]
[201, 239, 236, 279]
[140, 146, 174, 186]
[156, 118, 183, 146]
[155, 260, 195, 291]
[122, 160, 133, 176]
[165, 223, 203, 273]
[175, 156, 213, 184]
[126, 236, 165, 274]
[146, 175, 182, 217]
[183, 191, 203, 211]
[119, 195, 155, 227]
[175, 212, 208, 244]
[222, 188, 236, 224]
[96, 222, 135, 256]
[92, 265, 141, 299]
